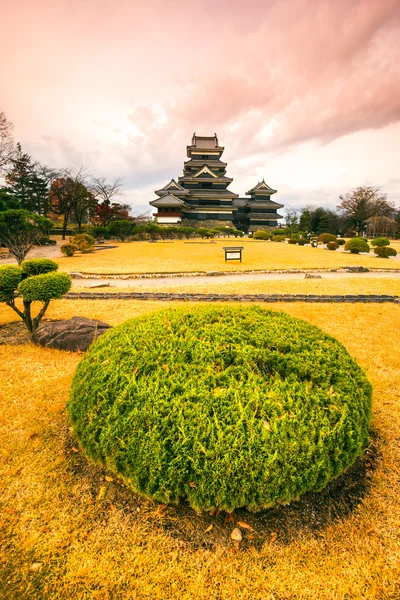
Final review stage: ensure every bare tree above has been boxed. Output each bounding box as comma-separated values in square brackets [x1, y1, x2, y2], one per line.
[337, 186, 396, 235]
[0, 110, 14, 170]
[49, 166, 95, 238]
[91, 176, 123, 206]
[284, 208, 299, 228]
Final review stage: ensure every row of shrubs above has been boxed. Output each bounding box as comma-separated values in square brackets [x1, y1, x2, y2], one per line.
[86, 223, 244, 242]
[252, 230, 398, 258]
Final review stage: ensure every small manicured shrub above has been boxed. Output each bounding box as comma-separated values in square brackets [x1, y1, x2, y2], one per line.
[61, 243, 79, 257]
[374, 246, 397, 258]
[0, 260, 71, 334]
[298, 239, 307, 246]
[371, 238, 390, 247]
[344, 238, 370, 254]
[272, 235, 286, 242]
[0, 265, 22, 301]
[18, 271, 71, 302]
[318, 233, 337, 244]
[336, 238, 345, 245]
[92, 226, 109, 240]
[68, 305, 372, 513]
[71, 234, 95, 253]
[253, 230, 270, 240]
[21, 258, 58, 277]
[288, 238, 297, 244]
[327, 241, 339, 251]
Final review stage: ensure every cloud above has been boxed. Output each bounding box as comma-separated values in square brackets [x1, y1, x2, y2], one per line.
[1, 0, 399, 209]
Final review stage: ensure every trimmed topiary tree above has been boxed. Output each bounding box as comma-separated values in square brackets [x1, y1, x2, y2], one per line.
[371, 238, 390, 247]
[344, 238, 370, 254]
[336, 238, 345, 245]
[68, 306, 372, 513]
[318, 233, 337, 244]
[21, 258, 58, 277]
[0, 259, 71, 334]
[374, 246, 397, 258]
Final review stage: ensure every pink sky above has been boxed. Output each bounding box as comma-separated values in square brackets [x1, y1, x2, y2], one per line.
[2, 0, 400, 215]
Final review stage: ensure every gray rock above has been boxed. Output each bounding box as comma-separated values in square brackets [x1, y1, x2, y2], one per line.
[33, 316, 111, 351]
[69, 272, 84, 279]
[344, 266, 370, 273]
[305, 274, 322, 279]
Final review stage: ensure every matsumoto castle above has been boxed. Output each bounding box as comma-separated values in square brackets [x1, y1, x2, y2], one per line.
[150, 134, 283, 233]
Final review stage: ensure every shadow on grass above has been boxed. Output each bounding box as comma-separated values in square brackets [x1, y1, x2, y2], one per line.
[63, 426, 380, 551]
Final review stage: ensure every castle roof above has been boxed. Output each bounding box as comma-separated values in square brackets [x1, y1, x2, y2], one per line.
[246, 180, 277, 195]
[187, 133, 224, 156]
[150, 194, 187, 208]
[155, 178, 189, 197]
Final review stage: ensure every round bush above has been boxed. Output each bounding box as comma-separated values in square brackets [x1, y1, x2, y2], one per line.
[0, 265, 23, 301]
[344, 238, 370, 254]
[298, 239, 307, 246]
[272, 235, 286, 242]
[21, 258, 58, 277]
[318, 233, 337, 244]
[68, 306, 372, 513]
[371, 238, 390, 247]
[18, 272, 71, 302]
[253, 230, 270, 240]
[288, 238, 297, 244]
[374, 246, 397, 258]
[61, 243, 78, 257]
[336, 238, 345, 245]
[327, 241, 339, 251]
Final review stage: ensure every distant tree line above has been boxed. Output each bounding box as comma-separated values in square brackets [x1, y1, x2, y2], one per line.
[284, 187, 399, 238]
[0, 110, 142, 240]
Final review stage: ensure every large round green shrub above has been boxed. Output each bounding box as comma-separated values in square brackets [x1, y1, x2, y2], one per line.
[374, 246, 397, 258]
[344, 238, 370, 254]
[20, 258, 58, 277]
[68, 306, 372, 513]
[0, 265, 23, 301]
[371, 238, 390, 247]
[18, 272, 71, 302]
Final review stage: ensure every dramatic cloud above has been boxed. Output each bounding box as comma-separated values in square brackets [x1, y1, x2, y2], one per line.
[1, 0, 399, 213]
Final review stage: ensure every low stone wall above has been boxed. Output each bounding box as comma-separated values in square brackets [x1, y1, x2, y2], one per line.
[65, 291, 400, 303]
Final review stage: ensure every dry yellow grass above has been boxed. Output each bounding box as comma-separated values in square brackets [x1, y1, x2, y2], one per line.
[56, 239, 400, 274]
[74, 275, 400, 297]
[1, 298, 400, 599]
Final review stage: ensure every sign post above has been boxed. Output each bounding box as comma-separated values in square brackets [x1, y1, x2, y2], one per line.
[223, 247, 244, 262]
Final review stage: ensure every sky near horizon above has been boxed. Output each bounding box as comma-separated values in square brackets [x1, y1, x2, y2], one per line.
[1, 0, 400, 217]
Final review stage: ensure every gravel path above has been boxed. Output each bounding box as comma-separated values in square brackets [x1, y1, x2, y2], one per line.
[72, 270, 400, 289]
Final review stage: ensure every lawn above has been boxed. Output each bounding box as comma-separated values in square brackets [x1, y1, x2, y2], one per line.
[56, 239, 400, 274]
[1, 299, 400, 599]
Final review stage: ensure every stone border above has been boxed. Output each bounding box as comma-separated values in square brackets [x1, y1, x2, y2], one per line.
[69, 266, 400, 280]
[64, 291, 400, 304]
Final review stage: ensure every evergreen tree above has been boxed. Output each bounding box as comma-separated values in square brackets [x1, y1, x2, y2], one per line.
[5, 144, 54, 215]
[299, 209, 311, 232]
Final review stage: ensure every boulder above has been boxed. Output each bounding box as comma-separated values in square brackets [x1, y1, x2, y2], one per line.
[305, 274, 322, 279]
[33, 317, 111, 351]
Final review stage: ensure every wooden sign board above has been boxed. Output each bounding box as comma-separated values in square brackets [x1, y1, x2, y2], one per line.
[223, 247, 244, 262]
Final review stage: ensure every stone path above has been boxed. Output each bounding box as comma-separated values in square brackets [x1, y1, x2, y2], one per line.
[71, 270, 400, 289]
